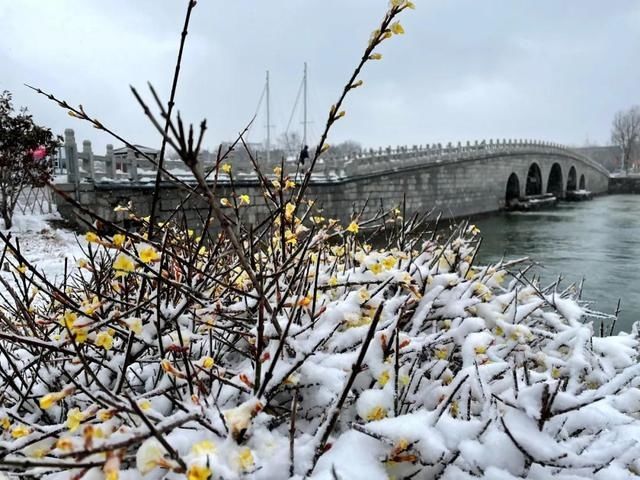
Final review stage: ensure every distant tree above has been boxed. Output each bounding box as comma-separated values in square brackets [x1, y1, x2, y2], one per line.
[611, 106, 640, 173]
[331, 140, 363, 157]
[0, 90, 60, 228]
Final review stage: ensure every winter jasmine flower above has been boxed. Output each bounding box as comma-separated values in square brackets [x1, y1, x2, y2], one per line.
[11, 424, 30, 438]
[85, 231, 99, 243]
[236, 447, 254, 472]
[112, 233, 126, 248]
[113, 253, 135, 277]
[346, 221, 359, 234]
[139, 246, 160, 264]
[66, 408, 85, 432]
[95, 330, 114, 350]
[187, 464, 212, 480]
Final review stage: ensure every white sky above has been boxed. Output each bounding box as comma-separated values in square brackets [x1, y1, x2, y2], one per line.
[1, 0, 639, 153]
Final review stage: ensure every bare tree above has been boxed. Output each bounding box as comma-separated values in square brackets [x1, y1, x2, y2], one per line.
[611, 106, 640, 173]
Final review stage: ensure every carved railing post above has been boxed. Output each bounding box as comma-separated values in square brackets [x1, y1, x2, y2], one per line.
[82, 140, 95, 181]
[105, 144, 116, 179]
[127, 150, 139, 182]
[64, 129, 79, 184]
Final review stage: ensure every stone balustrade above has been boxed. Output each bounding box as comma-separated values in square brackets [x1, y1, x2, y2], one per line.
[58, 129, 609, 186]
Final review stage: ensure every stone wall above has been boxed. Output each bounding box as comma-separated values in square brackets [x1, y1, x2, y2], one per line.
[54, 147, 611, 231]
[608, 177, 640, 194]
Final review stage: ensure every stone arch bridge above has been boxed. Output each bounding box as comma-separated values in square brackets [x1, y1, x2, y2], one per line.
[55, 130, 610, 228]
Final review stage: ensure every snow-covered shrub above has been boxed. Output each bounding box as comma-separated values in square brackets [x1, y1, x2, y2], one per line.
[2, 184, 640, 479]
[2, 2, 640, 479]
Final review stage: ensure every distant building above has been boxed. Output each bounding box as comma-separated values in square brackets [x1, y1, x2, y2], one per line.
[112, 145, 160, 172]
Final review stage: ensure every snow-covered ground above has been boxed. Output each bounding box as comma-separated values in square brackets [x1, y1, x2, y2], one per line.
[0, 213, 84, 288]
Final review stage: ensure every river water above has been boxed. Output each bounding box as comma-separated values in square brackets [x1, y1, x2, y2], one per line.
[473, 194, 640, 334]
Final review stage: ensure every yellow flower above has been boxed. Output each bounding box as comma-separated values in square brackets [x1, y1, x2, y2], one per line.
[112, 234, 126, 248]
[312, 216, 325, 224]
[85, 231, 100, 243]
[236, 447, 254, 472]
[284, 229, 297, 245]
[450, 400, 459, 418]
[60, 311, 77, 329]
[365, 406, 387, 421]
[188, 464, 212, 480]
[95, 330, 114, 350]
[239, 194, 250, 205]
[74, 328, 88, 344]
[328, 276, 338, 287]
[434, 346, 448, 360]
[192, 439, 217, 455]
[138, 399, 152, 411]
[98, 409, 114, 422]
[378, 370, 390, 387]
[221, 163, 232, 174]
[474, 345, 487, 355]
[369, 263, 383, 275]
[381, 256, 397, 270]
[284, 202, 296, 221]
[39, 391, 66, 410]
[368, 53, 383, 60]
[390, 22, 405, 35]
[346, 221, 359, 234]
[125, 317, 143, 335]
[66, 408, 85, 432]
[16, 264, 27, 274]
[220, 198, 231, 207]
[273, 166, 282, 176]
[285, 179, 296, 190]
[0, 417, 10, 430]
[104, 458, 120, 480]
[358, 288, 371, 302]
[200, 356, 215, 369]
[11, 424, 31, 438]
[139, 246, 160, 264]
[113, 253, 135, 277]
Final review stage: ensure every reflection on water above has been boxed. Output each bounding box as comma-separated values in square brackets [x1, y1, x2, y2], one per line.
[474, 195, 640, 333]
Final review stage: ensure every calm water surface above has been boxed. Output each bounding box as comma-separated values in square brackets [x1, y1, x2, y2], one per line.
[474, 194, 640, 333]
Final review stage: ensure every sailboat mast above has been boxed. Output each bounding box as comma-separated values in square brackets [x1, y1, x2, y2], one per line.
[303, 62, 308, 147]
[266, 70, 271, 163]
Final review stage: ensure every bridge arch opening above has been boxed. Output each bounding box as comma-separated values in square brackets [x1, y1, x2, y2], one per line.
[579, 174, 586, 190]
[525, 163, 543, 196]
[547, 163, 563, 198]
[505, 173, 520, 207]
[567, 166, 577, 191]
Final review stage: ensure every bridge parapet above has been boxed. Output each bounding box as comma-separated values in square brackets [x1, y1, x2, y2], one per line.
[56, 129, 609, 187]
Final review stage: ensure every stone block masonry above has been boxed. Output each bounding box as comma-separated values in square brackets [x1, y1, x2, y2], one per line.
[53, 131, 610, 232]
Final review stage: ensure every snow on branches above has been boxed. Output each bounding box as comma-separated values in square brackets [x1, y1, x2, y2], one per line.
[0, 205, 639, 479]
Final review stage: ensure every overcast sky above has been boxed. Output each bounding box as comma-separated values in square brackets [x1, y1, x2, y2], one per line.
[1, 1, 639, 153]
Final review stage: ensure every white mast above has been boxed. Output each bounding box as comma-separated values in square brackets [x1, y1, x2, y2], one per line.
[303, 62, 308, 147]
[266, 70, 271, 163]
